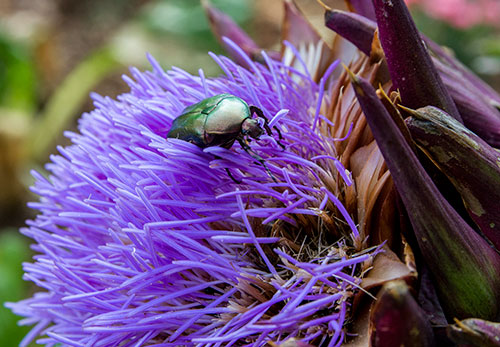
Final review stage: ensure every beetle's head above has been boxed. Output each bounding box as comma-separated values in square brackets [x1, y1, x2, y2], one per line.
[241, 118, 264, 139]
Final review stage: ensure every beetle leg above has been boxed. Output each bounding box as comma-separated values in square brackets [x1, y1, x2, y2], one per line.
[237, 137, 278, 183]
[250, 106, 286, 150]
[225, 168, 242, 184]
[237, 137, 261, 165]
[212, 153, 242, 184]
[272, 126, 286, 150]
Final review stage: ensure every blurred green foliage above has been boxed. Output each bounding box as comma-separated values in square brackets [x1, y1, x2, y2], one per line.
[481, 37, 500, 57]
[0, 231, 32, 346]
[143, 0, 251, 36]
[29, 48, 120, 162]
[412, 9, 500, 72]
[0, 33, 37, 114]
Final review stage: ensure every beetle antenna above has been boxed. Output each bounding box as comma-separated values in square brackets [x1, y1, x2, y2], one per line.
[237, 137, 278, 183]
[250, 105, 286, 150]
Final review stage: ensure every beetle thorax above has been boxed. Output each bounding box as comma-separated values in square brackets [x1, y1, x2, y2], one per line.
[241, 118, 264, 139]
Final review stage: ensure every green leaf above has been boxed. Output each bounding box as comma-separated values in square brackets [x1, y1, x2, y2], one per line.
[0, 229, 33, 346]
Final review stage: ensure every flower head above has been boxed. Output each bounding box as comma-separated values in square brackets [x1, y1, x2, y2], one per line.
[406, 0, 500, 28]
[7, 41, 382, 346]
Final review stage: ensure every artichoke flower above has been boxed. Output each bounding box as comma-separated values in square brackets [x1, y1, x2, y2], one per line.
[7, 0, 500, 346]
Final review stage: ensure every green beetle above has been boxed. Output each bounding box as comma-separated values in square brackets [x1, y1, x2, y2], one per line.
[167, 93, 283, 181]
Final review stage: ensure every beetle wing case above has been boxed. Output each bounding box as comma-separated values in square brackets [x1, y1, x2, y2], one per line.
[204, 96, 250, 135]
[180, 93, 228, 115]
[167, 93, 254, 148]
[167, 111, 207, 147]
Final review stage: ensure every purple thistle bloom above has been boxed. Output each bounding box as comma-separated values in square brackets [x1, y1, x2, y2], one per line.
[7, 43, 382, 346]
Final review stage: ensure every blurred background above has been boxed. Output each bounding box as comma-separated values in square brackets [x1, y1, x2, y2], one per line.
[0, 0, 499, 345]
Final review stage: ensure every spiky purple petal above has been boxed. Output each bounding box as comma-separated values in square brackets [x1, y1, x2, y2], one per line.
[7, 44, 378, 346]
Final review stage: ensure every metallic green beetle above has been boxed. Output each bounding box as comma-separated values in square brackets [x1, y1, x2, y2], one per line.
[168, 93, 275, 148]
[167, 93, 283, 181]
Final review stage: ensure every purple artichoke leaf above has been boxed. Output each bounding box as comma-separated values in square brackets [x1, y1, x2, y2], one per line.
[426, 38, 500, 107]
[324, 9, 376, 57]
[348, 70, 500, 320]
[405, 105, 500, 250]
[447, 318, 500, 347]
[345, 0, 376, 21]
[371, 0, 461, 122]
[370, 280, 435, 347]
[435, 61, 500, 147]
[202, 0, 271, 67]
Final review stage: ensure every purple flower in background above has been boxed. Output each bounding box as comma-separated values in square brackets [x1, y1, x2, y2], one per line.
[406, 0, 500, 28]
[7, 42, 381, 347]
